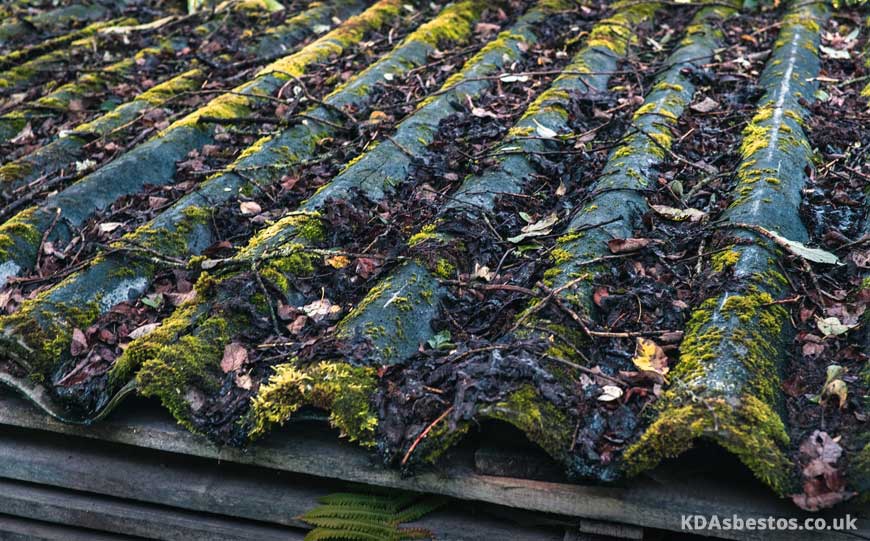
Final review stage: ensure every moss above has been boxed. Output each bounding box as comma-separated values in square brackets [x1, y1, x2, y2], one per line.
[248, 360, 379, 445]
[587, 1, 659, 56]
[739, 123, 772, 160]
[0, 160, 33, 185]
[1, 290, 102, 376]
[0, 207, 41, 258]
[242, 212, 325, 256]
[623, 394, 792, 495]
[138, 69, 204, 106]
[261, 0, 403, 83]
[653, 81, 684, 93]
[342, 278, 392, 323]
[434, 258, 455, 279]
[409, 0, 481, 47]
[109, 302, 199, 388]
[135, 311, 239, 432]
[711, 248, 740, 272]
[479, 385, 573, 462]
[550, 248, 572, 265]
[408, 222, 440, 247]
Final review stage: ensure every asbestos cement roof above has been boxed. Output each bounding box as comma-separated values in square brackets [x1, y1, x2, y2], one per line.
[0, 0, 868, 512]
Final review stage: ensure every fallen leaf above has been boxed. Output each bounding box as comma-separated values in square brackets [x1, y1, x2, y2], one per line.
[471, 263, 494, 282]
[499, 74, 529, 83]
[816, 316, 855, 337]
[128, 322, 161, 340]
[75, 159, 97, 174]
[819, 44, 851, 59]
[70, 328, 88, 357]
[221, 342, 248, 373]
[239, 201, 262, 215]
[303, 298, 342, 322]
[98, 222, 124, 234]
[763, 229, 841, 265]
[508, 213, 558, 243]
[325, 255, 351, 269]
[235, 373, 253, 390]
[533, 119, 557, 139]
[690, 97, 719, 113]
[597, 385, 623, 402]
[608, 238, 656, 254]
[632, 337, 669, 383]
[650, 204, 707, 223]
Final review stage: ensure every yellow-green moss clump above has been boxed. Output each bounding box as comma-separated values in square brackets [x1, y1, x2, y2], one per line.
[249, 360, 379, 445]
[138, 69, 205, 106]
[623, 394, 792, 494]
[711, 248, 740, 272]
[0, 288, 102, 377]
[136, 311, 240, 433]
[587, 1, 659, 56]
[0, 207, 41, 258]
[108, 301, 201, 389]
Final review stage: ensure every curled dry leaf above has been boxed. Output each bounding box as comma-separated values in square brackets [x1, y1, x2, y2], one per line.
[221, 342, 248, 373]
[239, 201, 262, 216]
[650, 204, 707, 223]
[607, 238, 657, 254]
[632, 338, 669, 383]
[303, 298, 342, 322]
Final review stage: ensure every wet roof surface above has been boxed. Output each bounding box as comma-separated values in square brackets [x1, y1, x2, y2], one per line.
[0, 0, 868, 511]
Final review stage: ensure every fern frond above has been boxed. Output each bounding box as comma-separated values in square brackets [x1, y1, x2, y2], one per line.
[301, 490, 442, 541]
[301, 505, 397, 522]
[317, 493, 399, 510]
[391, 497, 447, 524]
[304, 528, 387, 541]
[301, 517, 404, 536]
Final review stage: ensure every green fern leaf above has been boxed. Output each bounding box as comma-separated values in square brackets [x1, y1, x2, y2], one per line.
[304, 528, 386, 541]
[302, 490, 442, 541]
[391, 497, 447, 524]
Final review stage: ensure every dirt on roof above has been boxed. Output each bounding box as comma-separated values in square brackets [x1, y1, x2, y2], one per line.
[0, 0, 868, 512]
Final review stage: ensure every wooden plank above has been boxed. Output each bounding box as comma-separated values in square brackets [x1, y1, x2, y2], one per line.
[0, 425, 564, 541]
[0, 513, 129, 541]
[0, 478, 306, 541]
[0, 392, 866, 541]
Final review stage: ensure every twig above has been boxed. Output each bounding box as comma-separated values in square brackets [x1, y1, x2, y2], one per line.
[401, 406, 454, 466]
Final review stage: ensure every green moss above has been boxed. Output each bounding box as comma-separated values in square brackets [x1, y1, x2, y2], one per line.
[1, 289, 102, 376]
[550, 248, 572, 265]
[653, 81, 684, 93]
[0, 207, 41, 258]
[711, 248, 740, 272]
[623, 394, 792, 494]
[739, 123, 772, 159]
[135, 310, 239, 432]
[434, 258, 455, 279]
[242, 212, 325, 256]
[409, 0, 481, 47]
[342, 279, 392, 324]
[408, 222, 440, 247]
[138, 69, 204, 106]
[479, 385, 573, 462]
[248, 360, 379, 445]
[0, 160, 33, 185]
[109, 302, 199, 388]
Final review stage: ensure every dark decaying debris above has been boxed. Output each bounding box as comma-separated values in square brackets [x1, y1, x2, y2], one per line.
[0, 0, 867, 512]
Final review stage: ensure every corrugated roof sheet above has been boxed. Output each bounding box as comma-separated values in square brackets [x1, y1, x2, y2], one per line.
[0, 0, 868, 511]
